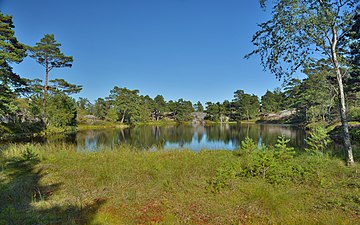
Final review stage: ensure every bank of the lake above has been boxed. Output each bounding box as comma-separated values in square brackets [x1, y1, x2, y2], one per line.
[77, 122, 130, 131]
[1, 143, 359, 224]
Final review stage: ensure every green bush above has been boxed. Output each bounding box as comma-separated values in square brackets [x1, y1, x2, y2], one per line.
[305, 126, 332, 155]
[273, 135, 295, 160]
[0, 124, 12, 136]
[46, 93, 77, 128]
[233, 136, 258, 157]
[348, 106, 360, 121]
[229, 136, 312, 185]
[350, 127, 360, 143]
[207, 163, 237, 193]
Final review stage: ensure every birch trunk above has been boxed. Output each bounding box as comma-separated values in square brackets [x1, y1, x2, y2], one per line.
[331, 25, 354, 165]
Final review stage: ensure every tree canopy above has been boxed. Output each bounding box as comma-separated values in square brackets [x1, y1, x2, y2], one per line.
[248, 0, 359, 165]
[30, 34, 73, 107]
[0, 11, 27, 117]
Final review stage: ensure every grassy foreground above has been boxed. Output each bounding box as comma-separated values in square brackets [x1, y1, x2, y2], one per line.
[0, 144, 359, 224]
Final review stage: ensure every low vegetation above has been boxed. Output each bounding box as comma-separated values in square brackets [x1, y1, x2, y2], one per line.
[1, 137, 359, 224]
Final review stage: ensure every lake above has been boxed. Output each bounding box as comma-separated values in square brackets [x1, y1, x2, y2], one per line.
[71, 123, 308, 151]
[4, 123, 354, 153]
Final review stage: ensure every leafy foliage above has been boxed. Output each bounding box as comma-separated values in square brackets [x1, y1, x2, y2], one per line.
[261, 89, 285, 113]
[350, 127, 360, 142]
[273, 135, 296, 160]
[225, 136, 305, 185]
[93, 98, 108, 119]
[249, 0, 358, 79]
[194, 101, 204, 112]
[49, 79, 82, 95]
[205, 101, 226, 122]
[207, 163, 237, 193]
[170, 99, 194, 122]
[29, 34, 74, 108]
[343, 6, 360, 94]
[305, 126, 332, 155]
[232, 90, 260, 120]
[0, 12, 27, 117]
[233, 136, 258, 157]
[107, 86, 152, 124]
[46, 93, 77, 128]
[249, 0, 359, 164]
[30, 34, 73, 71]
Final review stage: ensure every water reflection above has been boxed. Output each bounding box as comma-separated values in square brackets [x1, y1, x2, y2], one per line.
[74, 124, 307, 151]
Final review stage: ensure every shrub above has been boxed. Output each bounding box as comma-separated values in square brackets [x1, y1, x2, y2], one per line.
[0, 124, 12, 137]
[348, 106, 360, 121]
[350, 127, 360, 143]
[233, 136, 258, 157]
[305, 126, 332, 155]
[46, 93, 77, 128]
[229, 136, 309, 186]
[273, 134, 295, 160]
[207, 163, 237, 193]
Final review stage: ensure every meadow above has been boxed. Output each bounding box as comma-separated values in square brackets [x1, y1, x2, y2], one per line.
[0, 141, 359, 225]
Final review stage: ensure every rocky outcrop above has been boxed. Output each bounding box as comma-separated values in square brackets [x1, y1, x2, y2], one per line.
[191, 112, 207, 124]
[258, 110, 297, 124]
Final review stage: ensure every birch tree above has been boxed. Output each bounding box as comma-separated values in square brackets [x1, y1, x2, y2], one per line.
[247, 0, 359, 165]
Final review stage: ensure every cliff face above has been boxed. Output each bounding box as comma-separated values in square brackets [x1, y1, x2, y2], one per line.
[258, 110, 297, 124]
[191, 112, 207, 124]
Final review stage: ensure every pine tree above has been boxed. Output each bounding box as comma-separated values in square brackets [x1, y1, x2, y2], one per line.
[0, 12, 27, 117]
[30, 34, 73, 108]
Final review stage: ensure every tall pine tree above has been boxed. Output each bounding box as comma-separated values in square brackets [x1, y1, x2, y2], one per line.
[0, 12, 27, 118]
[30, 34, 73, 108]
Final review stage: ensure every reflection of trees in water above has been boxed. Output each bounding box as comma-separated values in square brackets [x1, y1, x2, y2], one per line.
[205, 124, 259, 147]
[74, 124, 307, 151]
[76, 130, 118, 151]
[2, 124, 309, 151]
[193, 125, 206, 143]
[128, 126, 166, 149]
[204, 124, 306, 149]
[163, 125, 194, 147]
[258, 125, 306, 148]
[39, 133, 77, 145]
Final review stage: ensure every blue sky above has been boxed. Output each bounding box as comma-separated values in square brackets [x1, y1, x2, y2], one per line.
[2, 0, 300, 104]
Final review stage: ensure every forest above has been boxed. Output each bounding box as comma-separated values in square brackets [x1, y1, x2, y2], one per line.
[1, 17, 359, 127]
[1, 10, 359, 139]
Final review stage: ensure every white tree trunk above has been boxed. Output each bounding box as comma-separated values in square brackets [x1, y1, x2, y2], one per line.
[331, 26, 354, 165]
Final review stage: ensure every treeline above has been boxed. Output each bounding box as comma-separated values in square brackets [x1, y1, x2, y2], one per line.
[260, 60, 360, 125]
[75, 60, 360, 125]
[1, 9, 359, 136]
[0, 12, 80, 134]
[75, 87, 261, 124]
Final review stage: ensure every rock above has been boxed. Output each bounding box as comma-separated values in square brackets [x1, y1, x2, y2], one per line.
[191, 112, 207, 124]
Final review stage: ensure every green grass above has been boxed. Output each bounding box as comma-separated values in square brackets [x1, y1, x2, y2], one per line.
[1, 144, 359, 224]
[239, 119, 258, 124]
[77, 122, 129, 131]
[133, 120, 178, 126]
[203, 120, 238, 124]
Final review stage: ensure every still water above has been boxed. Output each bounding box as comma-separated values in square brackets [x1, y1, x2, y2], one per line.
[72, 124, 307, 151]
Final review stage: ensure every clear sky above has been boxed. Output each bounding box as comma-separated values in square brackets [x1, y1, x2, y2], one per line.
[1, 0, 299, 104]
